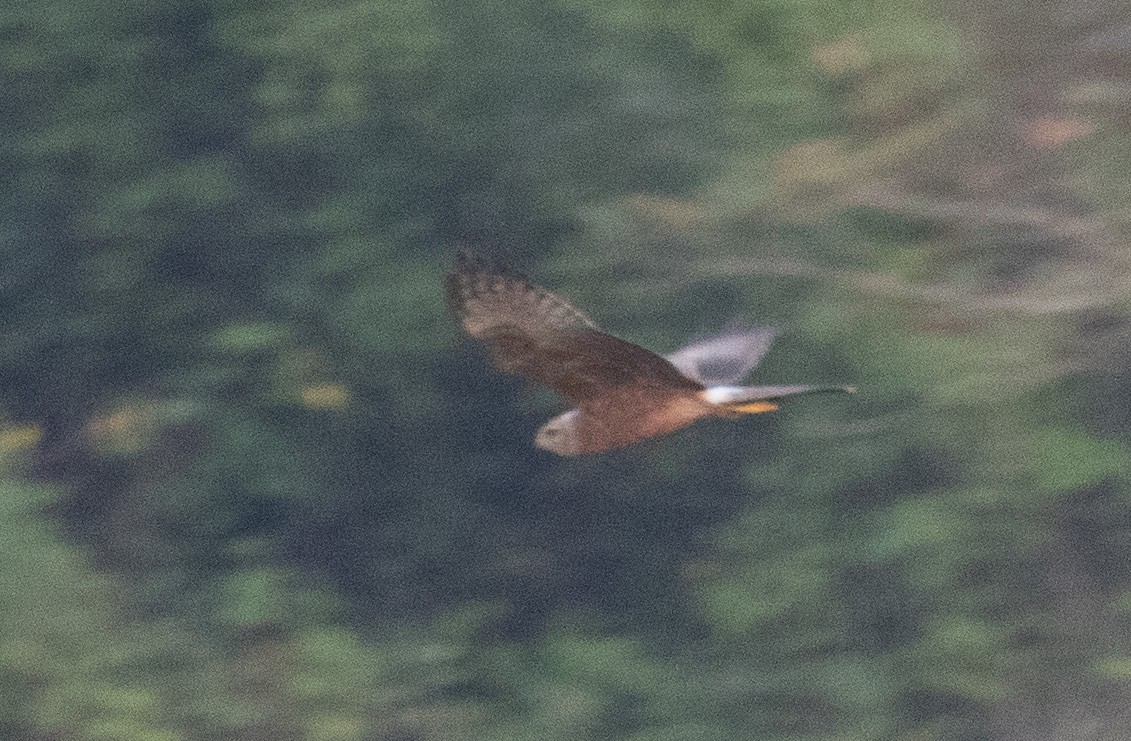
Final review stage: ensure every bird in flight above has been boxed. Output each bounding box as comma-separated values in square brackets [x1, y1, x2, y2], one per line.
[446, 253, 854, 455]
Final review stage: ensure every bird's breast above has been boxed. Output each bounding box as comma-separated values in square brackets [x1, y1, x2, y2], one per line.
[573, 391, 711, 453]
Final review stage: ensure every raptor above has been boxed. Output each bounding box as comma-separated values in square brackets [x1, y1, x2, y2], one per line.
[446, 253, 854, 455]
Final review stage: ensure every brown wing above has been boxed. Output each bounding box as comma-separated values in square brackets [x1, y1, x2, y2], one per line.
[446, 253, 703, 404]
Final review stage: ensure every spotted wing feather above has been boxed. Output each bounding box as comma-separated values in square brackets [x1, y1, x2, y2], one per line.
[447, 254, 702, 404]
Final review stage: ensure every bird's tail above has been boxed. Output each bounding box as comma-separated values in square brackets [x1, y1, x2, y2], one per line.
[705, 384, 856, 414]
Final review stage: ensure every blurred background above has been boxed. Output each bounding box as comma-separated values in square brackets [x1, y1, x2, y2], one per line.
[4, 0, 1131, 739]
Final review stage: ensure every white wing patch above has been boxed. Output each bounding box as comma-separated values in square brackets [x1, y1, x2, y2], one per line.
[703, 384, 857, 406]
[702, 386, 750, 404]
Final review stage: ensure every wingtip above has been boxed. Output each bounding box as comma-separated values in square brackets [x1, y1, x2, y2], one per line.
[452, 246, 478, 275]
[450, 248, 529, 284]
[446, 249, 484, 316]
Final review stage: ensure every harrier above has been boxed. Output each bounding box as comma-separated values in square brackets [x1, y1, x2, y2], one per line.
[446, 253, 854, 455]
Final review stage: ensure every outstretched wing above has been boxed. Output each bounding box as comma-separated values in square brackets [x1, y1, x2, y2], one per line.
[446, 253, 702, 404]
[447, 251, 598, 336]
[665, 326, 778, 385]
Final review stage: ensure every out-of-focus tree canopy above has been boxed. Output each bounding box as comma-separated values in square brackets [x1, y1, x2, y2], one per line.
[4, 0, 1131, 738]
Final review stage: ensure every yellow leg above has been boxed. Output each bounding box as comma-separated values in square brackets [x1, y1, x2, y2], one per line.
[727, 401, 779, 415]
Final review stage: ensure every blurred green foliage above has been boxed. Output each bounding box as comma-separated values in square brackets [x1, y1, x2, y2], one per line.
[3, 0, 1131, 739]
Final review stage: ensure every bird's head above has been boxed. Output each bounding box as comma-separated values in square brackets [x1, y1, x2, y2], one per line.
[535, 409, 581, 456]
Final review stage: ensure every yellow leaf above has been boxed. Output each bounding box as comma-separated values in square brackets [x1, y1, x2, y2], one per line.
[0, 424, 42, 452]
[300, 383, 351, 410]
